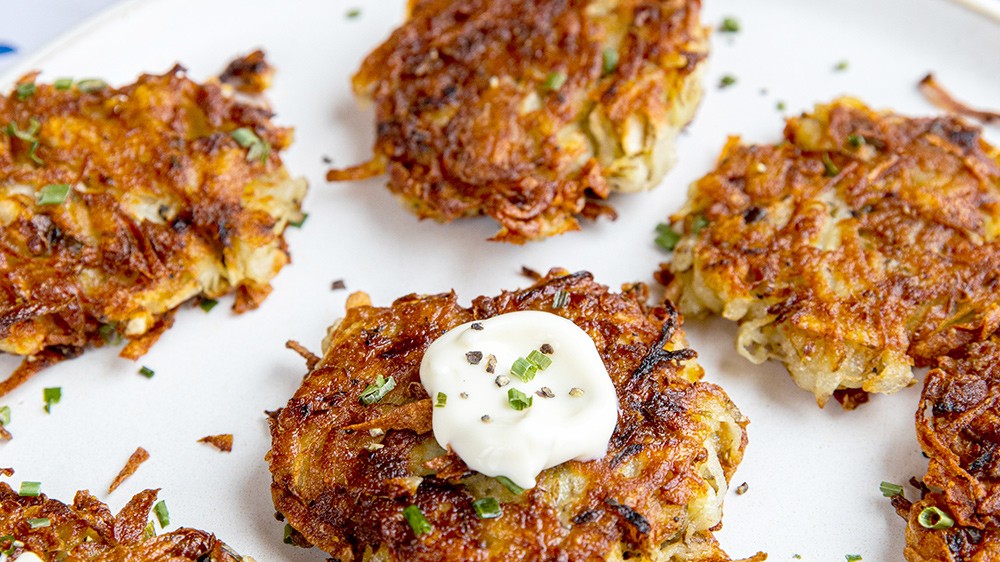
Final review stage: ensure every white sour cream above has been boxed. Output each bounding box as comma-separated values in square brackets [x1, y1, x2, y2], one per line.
[14, 552, 44, 562]
[419, 310, 619, 489]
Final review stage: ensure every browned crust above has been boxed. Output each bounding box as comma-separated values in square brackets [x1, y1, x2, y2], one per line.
[268, 269, 753, 561]
[919, 73, 1000, 125]
[894, 495, 1000, 562]
[0, 482, 241, 561]
[0, 55, 303, 395]
[108, 447, 150, 494]
[330, 0, 707, 242]
[665, 97, 1000, 396]
[198, 434, 234, 453]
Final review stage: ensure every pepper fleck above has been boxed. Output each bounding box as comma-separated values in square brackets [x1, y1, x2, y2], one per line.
[466, 351, 483, 365]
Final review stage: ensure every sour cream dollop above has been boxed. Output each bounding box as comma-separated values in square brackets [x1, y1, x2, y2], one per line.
[419, 310, 619, 489]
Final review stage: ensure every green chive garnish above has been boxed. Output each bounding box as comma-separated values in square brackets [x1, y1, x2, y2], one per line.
[76, 79, 107, 93]
[918, 506, 954, 529]
[359, 375, 396, 405]
[720, 17, 740, 33]
[655, 223, 681, 251]
[845, 556, 862, 562]
[879, 481, 904, 498]
[719, 74, 737, 88]
[601, 47, 619, 75]
[54, 78, 74, 91]
[143, 521, 156, 538]
[403, 505, 432, 536]
[282, 523, 295, 544]
[776, 100, 786, 111]
[15, 83, 36, 100]
[542, 71, 567, 91]
[509, 357, 537, 382]
[43, 387, 61, 414]
[288, 213, 308, 228]
[473, 497, 503, 519]
[230, 127, 270, 164]
[18, 481, 41, 497]
[822, 152, 840, 176]
[691, 214, 710, 233]
[346, 7, 361, 18]
[552, 290, 569, 309]
[0, 536, 20, 556]
[153, 500, 170, 527]
[526, 350, 552, 370]
[5, 118, 40, 142]
[847, 134, 866, 148]
[507, 388, 532, 411]
[138, 366, 155, 379]
[0, 405, 10, 426]
[495, 476, 524, 495]
[99, 323, 121, 344]
[199, 298, 219, 312]
[28, 141, 43, 165]
[28, 517, 50, 529]
[435, 392, 447, 408]
[37, 183, 70, 205]
[834, 60, 849, 71]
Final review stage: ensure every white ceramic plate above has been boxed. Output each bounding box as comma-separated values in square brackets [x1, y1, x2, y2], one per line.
[2, 0, 999, 560]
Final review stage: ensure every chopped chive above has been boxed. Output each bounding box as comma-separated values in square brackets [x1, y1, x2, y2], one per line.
[359, 375, 396, 405]
[15, 82, 36, 100]
[28, 517, 50, 529]
[473, 497, 503, 519]
[495, 476, 524, 495]
[28, 141, 43, 165]
[230, 127, 270, 164]
[18, 481, 41, 497]
[0, 405, 9, 426]
[199, 298, 219, 312]
[509, 357, 537, 382]
[655, 223, 681, 251]
[526, 349, 552, 370]
[719, 74, 737, 88]
[834, 60, 849, 72]
[542, 71, 567, 91]
[845, 556, 862, 562]
[822, 152, 840, 176]
[776, 100, 786, 111]
[847, 134, 866, 148]
[138, 366, 155, 379]
[507, 388, 533, 411]
[153, 500, 170, 527]
[99, 323, 121, 344]
[53, 77, 74, 91]
[0, 536, 20, 556]
[552, 290, 570, 309]
[43, 387, 61, 414]
[288, 213, 308, 228]
[719, 17, 740, 33]
[143, 520, 156, 538]
[282, 523, 295, 544]
[435, 392, 447, 408]
[76, 78, 107, 93]
[601, 47, 619, 75]
[346, 7, 361, 18]
[918, 506, 954, 529]
[36, 183, 70, 205]
[879, 481, 904, 498]
[5, 118, 40, 142]
[691, 214, 710, 233]
[403, 505, 432, 536]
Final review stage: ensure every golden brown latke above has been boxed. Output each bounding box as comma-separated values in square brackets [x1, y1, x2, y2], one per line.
[0, 482, 247, 561]
[0, 54, 307, 395]
[888, 336, 1000, 561]
[661, 97, 1000, 406]
[268, 269, 762, 562]
[328, 0, 708, 242]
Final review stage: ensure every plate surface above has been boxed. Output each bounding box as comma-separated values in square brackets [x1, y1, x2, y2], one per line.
[1, 0, 999, 560]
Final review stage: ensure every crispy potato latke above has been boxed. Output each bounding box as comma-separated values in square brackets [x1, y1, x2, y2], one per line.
[328, 0, 708, 242]
[268, 269, 762, 561]
[0, 482, 247, 561]
[890, 336, 1000, 561]
[0, 53, 307, 395]
[662, 97, 1000, 406]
